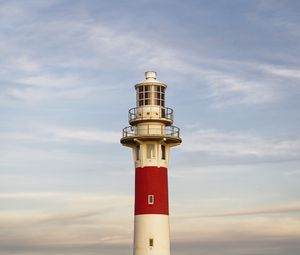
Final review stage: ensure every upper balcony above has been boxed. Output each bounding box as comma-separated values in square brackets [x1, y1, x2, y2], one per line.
[128, 106, 174, 125]
[120, 124, 181, 146]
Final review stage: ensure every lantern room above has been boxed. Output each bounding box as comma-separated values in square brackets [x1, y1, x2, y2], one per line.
[135, 71, 166, 107]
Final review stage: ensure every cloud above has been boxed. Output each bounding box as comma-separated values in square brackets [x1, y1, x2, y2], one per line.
[49, 128, 120, 144]
[181, 129, 300, 162]
[284, 169, 300, 176]
[1, 0, 299, 107]
[172, 210, 300, 246]
[10, 56, 41, 72]
[0, 191, 133, 255]
[0, 1, 299, 255]
[171, 236, 300, 255]
[2, 74, 96, 101]
[0, 192, 70, 199]
[1, 191, 300, 255]
[177, 58, 300, 106]
[204, 71, 277, 105]
[143, 55, 296, 106]
[260, 64, 300, 79]
[194, 203, 300, 218]
[0, 127, 120, 144]
[16, 75, 80, 88]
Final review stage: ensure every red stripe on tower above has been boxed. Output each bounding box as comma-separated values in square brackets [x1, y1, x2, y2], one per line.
[135, 167, 169, 215]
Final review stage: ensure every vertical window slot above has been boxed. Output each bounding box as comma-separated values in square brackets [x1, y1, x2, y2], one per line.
[161, 145, 166, 160]
[149, 238, 154, 247]
[136, 145, 140, 161]
[148, 195, 154, 205]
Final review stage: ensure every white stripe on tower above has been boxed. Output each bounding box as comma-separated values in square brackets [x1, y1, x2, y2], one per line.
[134, 215, 170, 255]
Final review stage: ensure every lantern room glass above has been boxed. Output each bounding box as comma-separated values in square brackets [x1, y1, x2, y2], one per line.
[137, 85, 165, 107]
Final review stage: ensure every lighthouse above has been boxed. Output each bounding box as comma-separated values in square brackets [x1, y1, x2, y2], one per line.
[121, 71, 181, 255]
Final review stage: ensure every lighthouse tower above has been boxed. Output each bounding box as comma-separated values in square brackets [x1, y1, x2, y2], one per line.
[121, 71, 181, 255]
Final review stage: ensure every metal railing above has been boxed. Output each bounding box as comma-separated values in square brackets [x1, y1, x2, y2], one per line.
[128, 106, 173, 123]
[122, 125, 180, 138]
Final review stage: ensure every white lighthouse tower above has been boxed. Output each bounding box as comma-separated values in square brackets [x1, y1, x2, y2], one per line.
[121, 71, 181, 255]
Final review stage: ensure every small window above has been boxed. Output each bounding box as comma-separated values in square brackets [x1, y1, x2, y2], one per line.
[161, 108, 166, 118]
[147, 144, 155, 159]
[161, 145, 166, 160]
[149, 238, 154, 247]
[148, 195, 154, 205]
[136, 145, 140, 160]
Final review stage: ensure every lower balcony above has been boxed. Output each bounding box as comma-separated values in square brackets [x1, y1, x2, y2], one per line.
[121, 124, 181, 146]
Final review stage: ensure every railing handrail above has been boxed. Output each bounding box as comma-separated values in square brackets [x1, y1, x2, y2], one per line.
[122, 125, 180, 138]
[128, 106, 174, 122]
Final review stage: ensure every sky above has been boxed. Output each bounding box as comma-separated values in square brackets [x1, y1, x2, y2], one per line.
[0, 0, 300, 254]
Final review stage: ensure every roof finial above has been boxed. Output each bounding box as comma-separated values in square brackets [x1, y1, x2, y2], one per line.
[145, 71, 157, 80]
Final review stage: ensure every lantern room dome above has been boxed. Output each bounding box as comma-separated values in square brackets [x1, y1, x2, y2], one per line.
[135, 71, 167, 88]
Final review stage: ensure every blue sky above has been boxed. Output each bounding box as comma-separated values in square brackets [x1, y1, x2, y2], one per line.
[0, 0, 300, 254]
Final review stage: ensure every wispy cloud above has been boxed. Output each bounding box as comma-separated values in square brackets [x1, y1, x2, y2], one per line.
[2, 74, 96, 101]
[0, 127, 120, 144]
[204, 71, 277, 105]
[0, 1, 300, 255]
[1, 191, 299, 253]
[0, 191, 132, 249]
[195, 203, 300, 218]
[1, 0, 299, 107]
[260, 64, 300, 79]
[49, 128, 120, 144]
[182, 129, 300, 161]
